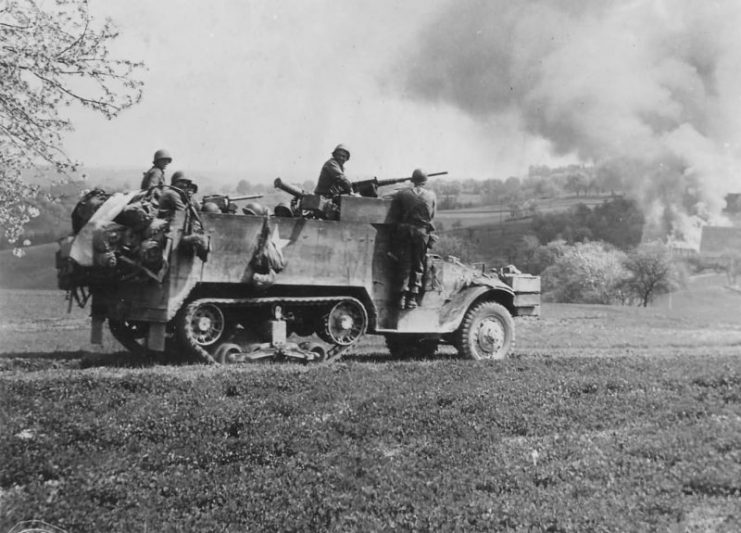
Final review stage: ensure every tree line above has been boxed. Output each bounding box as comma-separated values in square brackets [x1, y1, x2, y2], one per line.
[434, 197, 689, 308]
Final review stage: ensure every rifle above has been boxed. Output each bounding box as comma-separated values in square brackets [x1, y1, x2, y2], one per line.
[201, 193, 263, 213]
[352, 171, 448, 197]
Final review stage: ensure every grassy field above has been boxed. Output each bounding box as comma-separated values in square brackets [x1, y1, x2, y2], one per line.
[1, 278, 741, 531]
[436, 195, 612, 232]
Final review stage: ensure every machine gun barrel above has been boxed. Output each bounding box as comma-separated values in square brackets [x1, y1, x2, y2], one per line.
[351, 171, 448, 197]
[202, 193, 263, 204]
[274, 177, 305, 198]
[228, 194, 263, 202]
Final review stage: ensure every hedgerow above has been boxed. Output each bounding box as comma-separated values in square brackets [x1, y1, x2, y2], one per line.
[1, 356, 740, 531]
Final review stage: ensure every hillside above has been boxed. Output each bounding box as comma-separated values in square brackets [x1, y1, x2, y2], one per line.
[436, 194, 616, 232]
[0, 243, 59, 290]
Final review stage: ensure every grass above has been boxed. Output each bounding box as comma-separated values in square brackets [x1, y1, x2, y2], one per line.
[1, 278, 741, 531]
[1, 357, 740, 531]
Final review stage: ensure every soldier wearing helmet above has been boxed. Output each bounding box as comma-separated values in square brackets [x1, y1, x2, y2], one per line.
[389, 168, 437, 310]
[314, 144, 353, 197]
[141, 149, 173, 190]
[158, 170, 199, 222]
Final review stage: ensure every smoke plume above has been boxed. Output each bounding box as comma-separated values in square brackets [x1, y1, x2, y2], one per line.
[403, 0, 741, 244]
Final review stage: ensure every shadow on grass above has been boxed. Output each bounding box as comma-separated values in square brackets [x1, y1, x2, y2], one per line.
[0, 350, 88, 361]
[0, 350, 159, 371]
[348, 349, 462, 364]
[78, 351, 159, 369]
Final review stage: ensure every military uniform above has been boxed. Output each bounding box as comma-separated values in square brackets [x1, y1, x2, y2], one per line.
[141, 149, 172, 190]
[157, 185, 187, 220]
[314, 157, 353, 197]
[141, 166, 165, 190]
[390, 183, 437, 305]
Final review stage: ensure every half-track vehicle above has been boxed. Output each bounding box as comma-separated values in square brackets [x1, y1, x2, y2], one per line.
[57, 177, 540, 364]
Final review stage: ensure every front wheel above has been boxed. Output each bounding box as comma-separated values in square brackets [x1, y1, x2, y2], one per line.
[455, 301, 514, 360]
[109, 320, 150, 357]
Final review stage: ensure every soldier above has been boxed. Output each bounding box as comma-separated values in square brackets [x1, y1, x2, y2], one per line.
[314, 144, 353, 197]
[140, 149, 173, 190]
[389, 168, 437, 310]
[158, 171, 198, 221]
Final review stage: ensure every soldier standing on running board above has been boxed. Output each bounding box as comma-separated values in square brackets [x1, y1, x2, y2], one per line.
[389, 168, 437, 310]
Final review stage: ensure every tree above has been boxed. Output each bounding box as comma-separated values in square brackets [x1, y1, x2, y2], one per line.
[530, 239, 569, 274]
[1, 0, 144, 247]
[621, 244, 681, 307]
[434, 233, 475, 262]
[565, 173, 588, 197]
[530, 197, 644, 250]
[542, 241, 629, 304]
[235, 179, 252, 194]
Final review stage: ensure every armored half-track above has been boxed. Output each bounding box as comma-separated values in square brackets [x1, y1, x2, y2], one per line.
[58, 184, 540, 364]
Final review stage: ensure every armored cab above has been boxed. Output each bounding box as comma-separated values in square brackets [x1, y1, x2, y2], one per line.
[59, 186, 540, 363]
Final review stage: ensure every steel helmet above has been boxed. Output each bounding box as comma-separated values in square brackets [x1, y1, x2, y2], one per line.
[201, 201, 221, 213]
[273, 202, 294, 217]
[411, 168, 428, 184]
[332, 144, 350, 160]
[170, 170, 186, 184]
[241, 202, 268, 216]
[173, 176, 197, 194]
[153, 149, 172, 163]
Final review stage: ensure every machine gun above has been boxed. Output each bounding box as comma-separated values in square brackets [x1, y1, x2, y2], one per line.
[273, 178, 338, 220]
[352, 171, 448, 197]
[201, 193, 263, 214]
[273, 178, 306, 200]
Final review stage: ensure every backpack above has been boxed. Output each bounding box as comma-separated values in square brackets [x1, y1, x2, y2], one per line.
[71, 188, 110, 234]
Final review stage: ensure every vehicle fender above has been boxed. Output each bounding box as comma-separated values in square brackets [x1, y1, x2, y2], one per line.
[438, 285, 514, 333]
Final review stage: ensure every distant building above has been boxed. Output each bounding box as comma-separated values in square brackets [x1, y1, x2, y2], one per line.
[667, 240, 698, 258]
[699, 226, 741, 258]
[724, 193, 741, 213]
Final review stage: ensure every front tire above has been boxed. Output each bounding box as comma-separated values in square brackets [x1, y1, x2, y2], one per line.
[455, 301, 514, 360]
[109, 320, 150, 357]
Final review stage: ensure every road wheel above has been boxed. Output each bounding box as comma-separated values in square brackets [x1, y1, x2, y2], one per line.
[385, 334, 439, 359]
[317, 299, 368, 346]
[455, 301, 514, 360]
[214, 343, 243, 364]
[174, 300, 230, 364]
[298, 341, 327, 362]
[109, 320, 150, 357]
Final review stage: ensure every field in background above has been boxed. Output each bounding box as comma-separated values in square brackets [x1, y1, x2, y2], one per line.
[436, 194, 612, 232]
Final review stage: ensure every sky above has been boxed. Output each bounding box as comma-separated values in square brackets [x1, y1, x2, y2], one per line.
[62, 0, 570, 185]
[61, 0, 741, 245]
